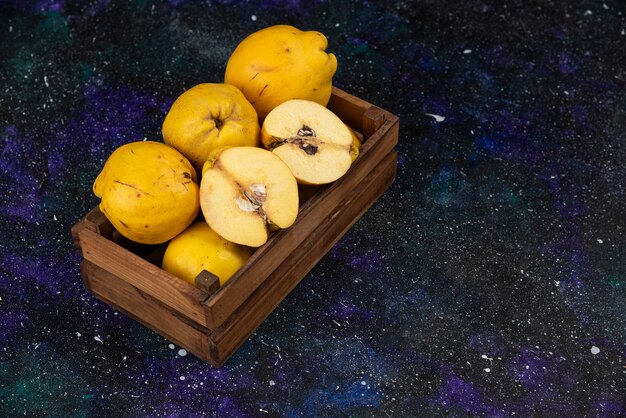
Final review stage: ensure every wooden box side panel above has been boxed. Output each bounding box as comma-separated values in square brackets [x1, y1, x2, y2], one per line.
[82, 262, 214, 364]
[202, 113, 399, 329]
[209, 151, 398, 366]
[78, 229, 211, 327]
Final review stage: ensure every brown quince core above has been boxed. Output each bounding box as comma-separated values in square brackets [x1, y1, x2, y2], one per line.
[270, 125, 321, 156]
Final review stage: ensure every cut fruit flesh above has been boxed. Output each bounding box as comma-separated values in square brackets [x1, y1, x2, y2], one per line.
[200, 147, 299, 247]
[201, 168, 269, 247]
[262, 99, 353, 185]
[271, 142, 352, 185]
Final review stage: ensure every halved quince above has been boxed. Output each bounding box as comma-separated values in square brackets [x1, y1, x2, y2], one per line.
[199, 147, 298, 247]
[262, 99, 353, 185]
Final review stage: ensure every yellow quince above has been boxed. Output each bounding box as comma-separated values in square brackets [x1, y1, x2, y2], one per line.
[162, 83, 260, 173]
[93, 141, 199, 244]
[162, 222, 252, 286]
[224, 25, 337, 120]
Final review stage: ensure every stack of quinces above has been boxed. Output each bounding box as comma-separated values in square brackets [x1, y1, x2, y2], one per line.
[93, 25, 361, 288]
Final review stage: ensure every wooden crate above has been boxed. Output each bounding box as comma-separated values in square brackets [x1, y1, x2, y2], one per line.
[71, 88, 399, 366]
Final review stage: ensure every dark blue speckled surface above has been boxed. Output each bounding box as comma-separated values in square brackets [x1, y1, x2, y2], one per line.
[1, 1, 625, 416]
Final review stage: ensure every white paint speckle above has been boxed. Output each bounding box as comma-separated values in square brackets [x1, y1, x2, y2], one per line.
[591, 346, 600, 355]
[622, 28, 625, 36]
[564, 91, 569, 95]
[168, 344, 175, 349]
[251, 15, 257, 21]
[484, 368, 491, 372]
[335, 23, 340, 27]
[597, 239, 603, 244]
[179, 376, 185, 380]
[269, 380, 275, 386]
[44, 76, 49, 88]
[94, 336, 103, 343]
[178, 349, 187, 357]
[9, 26, 12, 32]
[361, 380, 367, 385]
[425, 113, 445, 122]
[584, 10, 593, 16]
[463, 49, 472, 54]
[603, 3, 608, 10]
[76, 332, 81, 337]
[53, 214, 57, 221]
[555, 281, 560, 286]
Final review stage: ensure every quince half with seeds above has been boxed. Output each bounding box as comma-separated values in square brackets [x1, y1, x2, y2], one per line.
[200, 146, 298, 247]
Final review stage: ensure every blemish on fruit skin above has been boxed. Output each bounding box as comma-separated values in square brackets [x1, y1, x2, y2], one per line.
[250, 72, 260, 81]
[113, 180, 153, 196]
[119, 220, 129, 228]
[259, 84, 269, 96]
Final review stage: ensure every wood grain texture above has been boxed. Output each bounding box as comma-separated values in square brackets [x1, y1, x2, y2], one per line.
[362, 106, 387, 140]
[328, 87, 373, 130]
[208, 151, 398, 366]
[78, 228, 211, 327]
[202, 108, 399, 329]
[82, 262, 213, 364]
[71, 206, 113, 255]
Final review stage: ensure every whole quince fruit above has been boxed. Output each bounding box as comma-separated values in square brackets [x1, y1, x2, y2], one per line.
[224, 25, 337, 120]
[93, 141, 199, 244]
[162, 83, 260, 173]
[162, 222, 252, 286]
